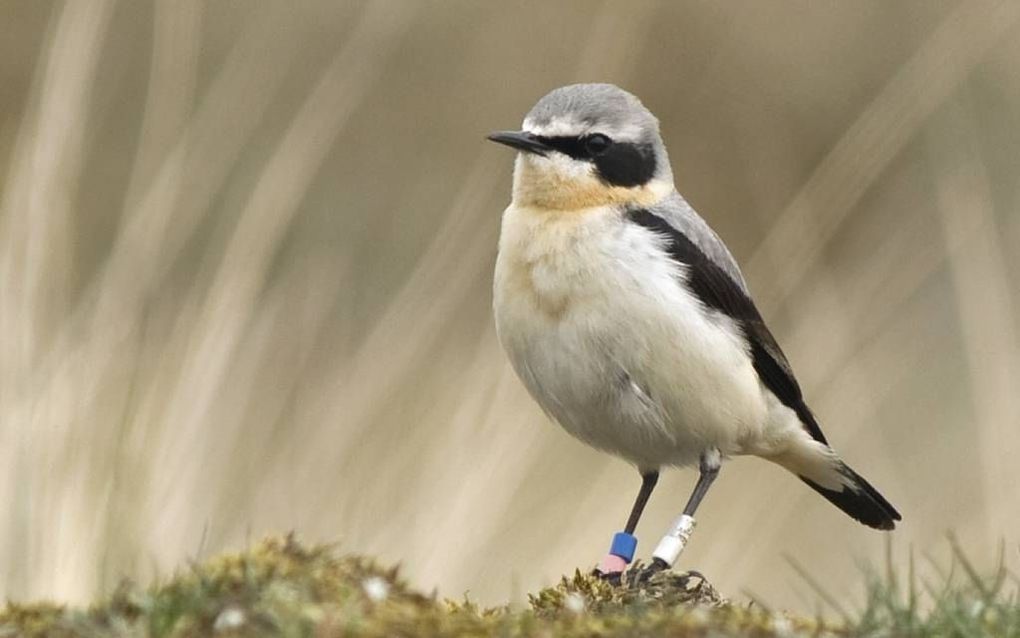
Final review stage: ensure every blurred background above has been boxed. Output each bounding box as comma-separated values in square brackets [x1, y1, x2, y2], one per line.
[1, 0, 1018, 612]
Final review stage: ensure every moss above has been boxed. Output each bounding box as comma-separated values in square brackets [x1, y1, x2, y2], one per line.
[0, 535, 1013, 636]
[0, 536, 438, 637]
[526, 562, 724, 615]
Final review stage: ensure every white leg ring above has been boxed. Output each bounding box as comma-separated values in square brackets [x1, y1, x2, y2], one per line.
[651, 514, 696, 567]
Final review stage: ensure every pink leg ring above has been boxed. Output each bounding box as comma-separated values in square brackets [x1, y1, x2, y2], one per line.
[598, 553, 628, 574]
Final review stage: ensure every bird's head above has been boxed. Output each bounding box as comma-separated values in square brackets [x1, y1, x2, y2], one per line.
[488, 83, 674, 211]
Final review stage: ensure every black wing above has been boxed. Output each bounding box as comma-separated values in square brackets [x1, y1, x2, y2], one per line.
[627, 208, 828, 445]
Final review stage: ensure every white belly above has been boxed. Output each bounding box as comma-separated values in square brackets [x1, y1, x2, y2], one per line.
[493, 203, 768, 470]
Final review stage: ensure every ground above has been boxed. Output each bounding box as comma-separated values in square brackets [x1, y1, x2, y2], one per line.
[0, 535, 1013, 637]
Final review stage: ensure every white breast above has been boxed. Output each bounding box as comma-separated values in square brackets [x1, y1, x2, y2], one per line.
[493, 203, 768, 470]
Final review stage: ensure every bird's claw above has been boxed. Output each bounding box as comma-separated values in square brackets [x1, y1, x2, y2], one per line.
[593, 568, 623, 587]
[595, 557, 675, 588]
[627, 557, 669, 586]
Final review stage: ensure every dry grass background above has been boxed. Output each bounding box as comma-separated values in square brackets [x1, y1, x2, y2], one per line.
[0, 0, 1018, 613]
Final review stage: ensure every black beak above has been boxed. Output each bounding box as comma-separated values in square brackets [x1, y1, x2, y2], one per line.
[486, 130, 550, 156]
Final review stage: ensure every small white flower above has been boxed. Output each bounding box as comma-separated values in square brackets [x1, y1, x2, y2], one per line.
[213, 606, 246, 632]
[771, 613, 794, 638]
[564, 592, 585, 614]
[362, 576, 390, 602]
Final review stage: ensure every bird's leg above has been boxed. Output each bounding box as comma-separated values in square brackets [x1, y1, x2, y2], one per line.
[642, 449, 721, 579]
[596, 470, 659, 582]
[625, 470, 659, 534]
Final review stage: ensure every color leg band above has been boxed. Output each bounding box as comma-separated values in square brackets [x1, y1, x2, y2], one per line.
[609, 532, 637, 562]
[598, 553, 628, 574]
[598, 531, 638, 574]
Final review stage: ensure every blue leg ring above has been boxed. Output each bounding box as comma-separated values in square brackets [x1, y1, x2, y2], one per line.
[609, 532, 638, 563]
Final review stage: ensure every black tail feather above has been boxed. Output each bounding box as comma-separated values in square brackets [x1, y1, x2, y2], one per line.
[801, 463, 901, 530]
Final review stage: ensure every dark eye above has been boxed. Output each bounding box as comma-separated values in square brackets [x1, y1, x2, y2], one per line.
[583, 133, 612, 156]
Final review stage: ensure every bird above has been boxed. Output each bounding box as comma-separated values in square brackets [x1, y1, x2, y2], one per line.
[487, 83, 900, 581]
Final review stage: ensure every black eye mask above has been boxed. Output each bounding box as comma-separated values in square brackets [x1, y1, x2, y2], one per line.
[535, 134, 657, 188]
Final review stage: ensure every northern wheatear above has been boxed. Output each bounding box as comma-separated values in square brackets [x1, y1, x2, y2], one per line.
[488, 83, 900, 580]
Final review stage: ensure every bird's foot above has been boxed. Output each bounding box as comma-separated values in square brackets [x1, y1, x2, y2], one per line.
[626, 557, 670, 586]
[594, 544, 631, 586]
[593, 568, 623, 587]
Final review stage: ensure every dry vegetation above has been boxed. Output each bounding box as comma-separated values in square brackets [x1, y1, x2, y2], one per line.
[1, 536, 1017, 637]
[0, 537, 790, 637]
[1, 0, 1019, 621]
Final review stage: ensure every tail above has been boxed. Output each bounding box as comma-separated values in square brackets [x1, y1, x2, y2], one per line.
[773, 437, 902, 530]
[801, 461, 901, 530]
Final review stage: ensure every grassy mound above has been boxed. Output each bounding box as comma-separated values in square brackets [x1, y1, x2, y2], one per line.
[0, 535, 1014, 636]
